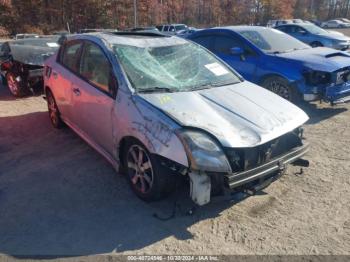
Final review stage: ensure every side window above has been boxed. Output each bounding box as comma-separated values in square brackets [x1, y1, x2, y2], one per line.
[294, 26, 304, 34]
[79, 42, 112, 94]
[278, 26, 289, 33]
[213, 35, 242, 54]
[191, 35, 214, 51]
[169, 26, 175, 32]
[163, 26, 169, 31]
[61, 41, 83, 72]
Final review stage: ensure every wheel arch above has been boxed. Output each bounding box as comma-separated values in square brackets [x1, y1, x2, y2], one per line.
[258, 73, 290, 86]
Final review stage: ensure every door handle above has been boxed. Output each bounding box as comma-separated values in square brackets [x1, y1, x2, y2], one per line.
[72, 87, 81, 96]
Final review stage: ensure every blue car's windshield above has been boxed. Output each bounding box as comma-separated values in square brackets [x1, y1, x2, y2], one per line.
[301, 24, 328, 35]
[113, 42, 241, 92]
[239, 28, 310, 54]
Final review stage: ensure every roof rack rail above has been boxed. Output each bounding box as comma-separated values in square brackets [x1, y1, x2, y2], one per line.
[108, 31, 170, 37]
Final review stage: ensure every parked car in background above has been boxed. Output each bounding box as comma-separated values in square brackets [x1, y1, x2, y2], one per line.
[0, 36, 60, 96]
[276, 23, 350, 50]
[156, 24, 188, 35]
[338, 18, 350, 24]
[267, 19, 306, 28]
[43, 32, 309, 205]
[322, 19, 350, 28]
[188, 26, 350, 104]
[15, 33, 39, 40]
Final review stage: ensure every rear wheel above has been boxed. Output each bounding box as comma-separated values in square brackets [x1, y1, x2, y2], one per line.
[6, 72, 25, 97]
[46, 89, 64, 128]
[261, 76, 300, 103]
[124, 140, 175, 201]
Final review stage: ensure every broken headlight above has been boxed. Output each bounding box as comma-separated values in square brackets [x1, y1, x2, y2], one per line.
[303, 70, 331, 86]
[177, 130, 231, 173]
[336, 69, 350, 85]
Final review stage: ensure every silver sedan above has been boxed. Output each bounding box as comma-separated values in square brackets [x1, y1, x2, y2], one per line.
[44, 32, 309, 205]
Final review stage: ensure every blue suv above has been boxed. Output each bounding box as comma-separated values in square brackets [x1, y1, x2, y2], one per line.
[188, 26, 350, 104]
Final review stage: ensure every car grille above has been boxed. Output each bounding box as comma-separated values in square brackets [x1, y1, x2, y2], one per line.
[225, 131, 302, 174]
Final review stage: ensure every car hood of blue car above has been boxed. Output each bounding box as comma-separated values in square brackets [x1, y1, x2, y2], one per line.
[274, 47, 350, 72]
[139, 81, 309, 148]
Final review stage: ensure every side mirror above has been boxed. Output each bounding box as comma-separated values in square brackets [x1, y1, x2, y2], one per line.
[230, 47, 244, 56]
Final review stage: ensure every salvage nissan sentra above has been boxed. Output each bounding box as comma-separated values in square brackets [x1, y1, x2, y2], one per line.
[44, 32, 309, 205]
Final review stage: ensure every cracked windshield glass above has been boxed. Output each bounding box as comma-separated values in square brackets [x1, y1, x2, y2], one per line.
[113, 42, 241, 93]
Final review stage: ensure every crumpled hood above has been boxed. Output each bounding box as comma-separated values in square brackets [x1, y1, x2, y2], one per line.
[138, 81, 309, 148]
[274, 47, 350, 72]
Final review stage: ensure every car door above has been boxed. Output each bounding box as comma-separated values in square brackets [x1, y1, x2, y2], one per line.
[292, 26, 310, 44]
[211, 34, 258, 81]
[53, 40, 84, 120]
[70, 40, 117, 155]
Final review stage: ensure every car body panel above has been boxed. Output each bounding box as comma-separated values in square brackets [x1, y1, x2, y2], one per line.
[139, 81, 308, 148]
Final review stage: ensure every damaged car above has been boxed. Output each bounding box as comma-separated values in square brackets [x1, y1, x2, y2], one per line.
[188, 26, 350, 105]
[44, 32, 309, 205]
[0, 36, 60, 96]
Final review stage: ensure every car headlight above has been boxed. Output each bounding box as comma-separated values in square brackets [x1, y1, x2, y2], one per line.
[177, 130, 231, 173]
[303, 70, 332, 86]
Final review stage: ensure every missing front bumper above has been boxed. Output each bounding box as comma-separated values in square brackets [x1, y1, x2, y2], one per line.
[189, 144, 309, 206]
[225, 143, 309, 189]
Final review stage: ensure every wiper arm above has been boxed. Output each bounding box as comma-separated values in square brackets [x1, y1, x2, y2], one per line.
[137, 86, 174, 93]
[211, 81, 240, 87]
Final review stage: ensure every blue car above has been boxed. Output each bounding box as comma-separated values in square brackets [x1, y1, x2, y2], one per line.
[187, 26, 350, 104]
[275, 23, 350, 50]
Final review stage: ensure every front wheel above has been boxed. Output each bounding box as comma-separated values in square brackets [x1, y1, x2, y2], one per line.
[124, 141, 175, 201]
[6, 72, 25, 97]
[261, 76, 300, 103]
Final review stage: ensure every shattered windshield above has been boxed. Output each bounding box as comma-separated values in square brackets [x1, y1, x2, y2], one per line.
[240, 28, 310, 53]
[113, 42, 241, 93]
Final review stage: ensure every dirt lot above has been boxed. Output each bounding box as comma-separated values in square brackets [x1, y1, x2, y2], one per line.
[1, 35, 350, 259]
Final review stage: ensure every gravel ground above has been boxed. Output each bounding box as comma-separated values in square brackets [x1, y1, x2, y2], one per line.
[0, 35, 350, 259]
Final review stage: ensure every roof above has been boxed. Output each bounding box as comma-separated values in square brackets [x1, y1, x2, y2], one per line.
[66, 32, 189, 48]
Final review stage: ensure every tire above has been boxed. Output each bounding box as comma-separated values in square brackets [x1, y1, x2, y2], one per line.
[310, 41, 323, 48]
[261, 76, 300, 103]
[46, 89, 64, 129]
[5, 71, 26, 97]
[123, 140, 175, 201]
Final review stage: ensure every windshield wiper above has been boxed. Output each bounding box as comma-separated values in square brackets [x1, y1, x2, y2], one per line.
[211, 81, 240, 87]
[137, 86, 174, 93]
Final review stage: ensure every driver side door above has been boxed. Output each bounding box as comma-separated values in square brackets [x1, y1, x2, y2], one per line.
[290, 26, 310, 44]
[211, 34, 258, 81]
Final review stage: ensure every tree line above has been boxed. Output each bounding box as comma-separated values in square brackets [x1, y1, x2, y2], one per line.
[1, 0, 350, 36]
